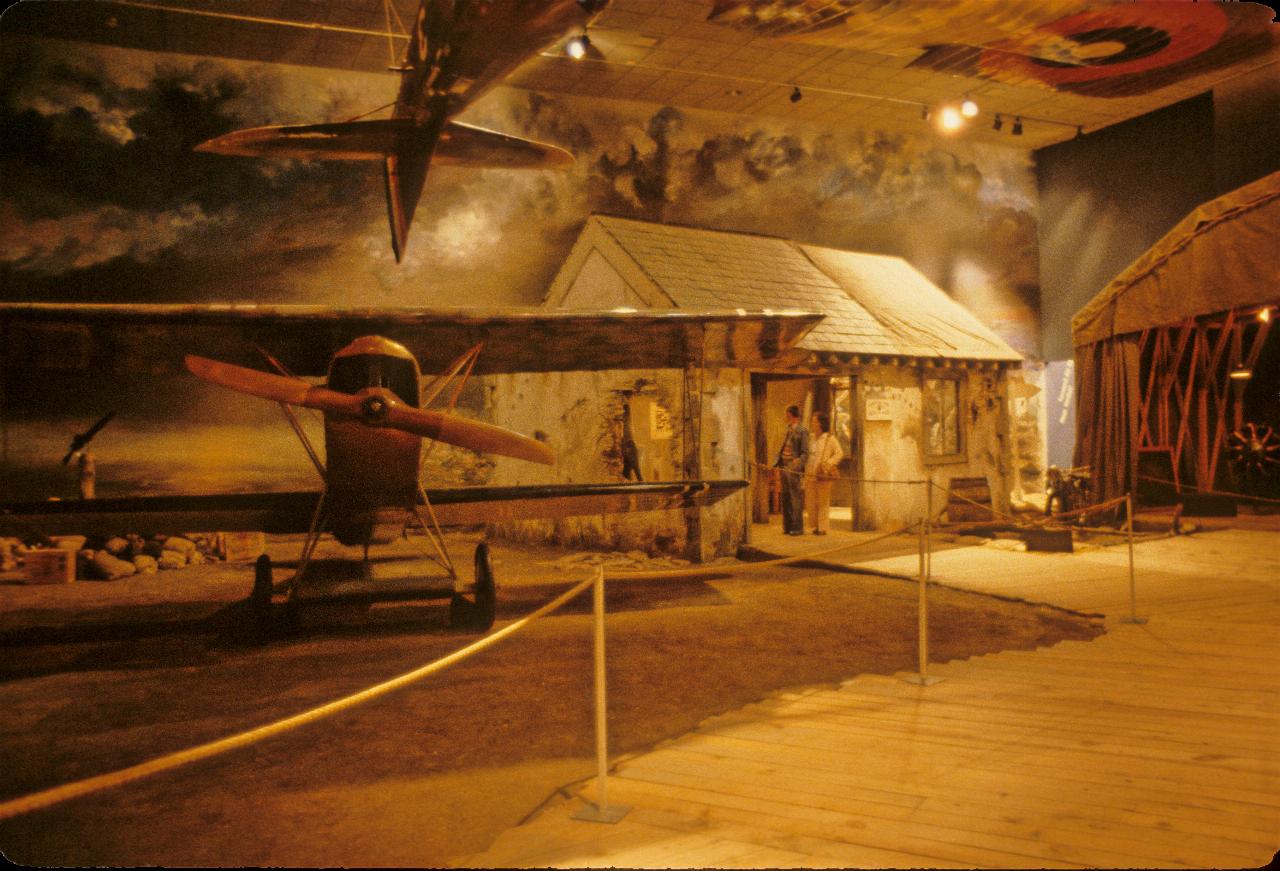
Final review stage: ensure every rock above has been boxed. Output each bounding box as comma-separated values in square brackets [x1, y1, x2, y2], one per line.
[126, 534, 147, 558]
[162, 536, 197, 556]
[158, 550, 186, 570]
[103, 536, 130, 556]
[188, 552, 205, 566]
[143, 538, 165, 558]
[91, 551, 137, 580]
[133, 555, 158, 574]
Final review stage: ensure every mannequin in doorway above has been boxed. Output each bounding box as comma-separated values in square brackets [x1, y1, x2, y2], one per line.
[775, 404, 810, 535]
[806, 412, 843, 535]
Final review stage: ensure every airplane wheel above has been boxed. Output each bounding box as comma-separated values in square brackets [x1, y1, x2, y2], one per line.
[449, 542, 496, 632]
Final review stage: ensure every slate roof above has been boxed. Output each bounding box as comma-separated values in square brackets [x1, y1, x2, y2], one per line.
[581, 215, 1021, 363]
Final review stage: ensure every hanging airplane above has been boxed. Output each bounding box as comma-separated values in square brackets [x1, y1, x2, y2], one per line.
[192, 0, 610, 263]
[0, 303, 823, 631]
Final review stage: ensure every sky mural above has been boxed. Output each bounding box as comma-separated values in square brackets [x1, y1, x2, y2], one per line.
[2, 38, 1040, 346]
[2, 37, 1042, 500]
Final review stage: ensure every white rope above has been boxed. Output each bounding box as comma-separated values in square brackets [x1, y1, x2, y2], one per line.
[0, 574, 596, 821]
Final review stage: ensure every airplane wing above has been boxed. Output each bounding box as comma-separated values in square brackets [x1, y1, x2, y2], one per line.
[0, 480, 746, 539]
[0, 304, 821, 375]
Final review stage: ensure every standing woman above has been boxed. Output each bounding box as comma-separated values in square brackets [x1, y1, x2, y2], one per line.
[806, 412, 843, 535]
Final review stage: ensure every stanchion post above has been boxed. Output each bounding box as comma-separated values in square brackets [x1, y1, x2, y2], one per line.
[1119, 492, 1147, 625]
[571, 566, 630, 823]
[904, 484, 943, 686]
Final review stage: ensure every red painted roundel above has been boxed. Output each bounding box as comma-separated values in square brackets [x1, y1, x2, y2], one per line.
[979, 3, 1229, 86]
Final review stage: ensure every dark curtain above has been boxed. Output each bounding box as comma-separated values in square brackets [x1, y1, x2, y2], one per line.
[1073, 335, 1141, 507]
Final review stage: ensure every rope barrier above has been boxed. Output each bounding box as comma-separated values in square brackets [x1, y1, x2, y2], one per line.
[604, 520, 922, 580]
[1137, 474, 1280, 505]
[0, 574, 598, 822]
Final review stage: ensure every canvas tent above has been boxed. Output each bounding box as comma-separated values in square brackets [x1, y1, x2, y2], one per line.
[1071, 170, 1280, 504]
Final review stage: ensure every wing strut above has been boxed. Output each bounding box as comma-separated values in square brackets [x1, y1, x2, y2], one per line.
[410, 484, 457, 580]
[255, 345, 326, 480]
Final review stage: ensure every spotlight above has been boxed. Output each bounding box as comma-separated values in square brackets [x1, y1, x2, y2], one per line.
[993, 113, 1003, 131]
[1260, 307, 1273, 323]
[790, 86, 802, 103]
[938, 104, 963, 131]
[960, 95, 978, 118]
[1229, 365, 1253, 381]
[566, 34, 590, 60]
[1012, 116, 1023, 136]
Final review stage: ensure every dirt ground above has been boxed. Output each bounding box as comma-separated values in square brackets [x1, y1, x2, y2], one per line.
[0, 529, 1103, 867]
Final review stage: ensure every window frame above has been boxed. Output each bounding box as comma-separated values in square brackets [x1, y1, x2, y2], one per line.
[920, 370, 967, 465]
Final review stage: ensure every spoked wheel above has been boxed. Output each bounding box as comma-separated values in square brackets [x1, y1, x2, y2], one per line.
[449, 542, 496, 632]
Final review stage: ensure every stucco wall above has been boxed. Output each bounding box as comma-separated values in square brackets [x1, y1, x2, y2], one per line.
[858, 365, 1011, 529]
[483, 367, 747, 559]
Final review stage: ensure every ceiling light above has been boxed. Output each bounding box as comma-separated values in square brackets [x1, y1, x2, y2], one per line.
[790, 86, 802, 103]
[992, 114, 1003, 132]
[1229, 365, 1253, 381]
[1259, 307, 1272, 323]
[1012, 116, 1023, 136]
[960, 95, 978, 118]
[566, 34, 590, 60]
[938, 105, 964, 131]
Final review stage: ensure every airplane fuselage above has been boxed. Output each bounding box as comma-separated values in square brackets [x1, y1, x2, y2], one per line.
[322, 336, 423, 545]
[396, 0, 607, 125]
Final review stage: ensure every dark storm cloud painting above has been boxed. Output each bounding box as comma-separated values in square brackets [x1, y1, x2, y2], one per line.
[3, 39, 1039, 336]
[2, 37, 1040, 499]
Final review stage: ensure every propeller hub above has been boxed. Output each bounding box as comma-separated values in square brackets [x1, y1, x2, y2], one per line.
[360, 394, 391, 424]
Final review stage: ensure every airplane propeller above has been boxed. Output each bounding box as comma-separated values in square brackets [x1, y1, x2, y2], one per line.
[185, 355, 554, 466]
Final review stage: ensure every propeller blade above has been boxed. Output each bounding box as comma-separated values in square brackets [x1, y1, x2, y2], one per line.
[185, 355, 316, 405]
[186, 356, 553, 464]
[386, 405, 555, 465]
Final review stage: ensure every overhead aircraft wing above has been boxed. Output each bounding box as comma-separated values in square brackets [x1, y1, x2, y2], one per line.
[0, 304, 822, 375]
[0, 481, 746, 539]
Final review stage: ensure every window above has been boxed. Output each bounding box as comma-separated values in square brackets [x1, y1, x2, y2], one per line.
[922, 374, 964, 461]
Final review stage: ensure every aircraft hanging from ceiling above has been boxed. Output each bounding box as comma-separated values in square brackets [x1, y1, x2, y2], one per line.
[3, 0, 1275, 250]
[0, 304, 822, 630]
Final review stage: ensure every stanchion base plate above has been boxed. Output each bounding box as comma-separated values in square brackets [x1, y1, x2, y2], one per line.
[1119, 616, 1149, 625]
[903, 674, 945, 686]
[571, 802, 631, 824]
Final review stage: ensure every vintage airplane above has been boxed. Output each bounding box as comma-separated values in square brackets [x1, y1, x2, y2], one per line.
[192, 0, 610, 263]
[0, 303, 822, 631]
[184, 334, 559, 630]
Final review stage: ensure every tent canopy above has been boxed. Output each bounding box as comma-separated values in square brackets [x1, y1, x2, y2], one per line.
[1073, 170, 1280, 348]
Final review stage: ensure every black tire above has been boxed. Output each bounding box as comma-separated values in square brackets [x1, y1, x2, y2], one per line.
[449, 542, 496, 632]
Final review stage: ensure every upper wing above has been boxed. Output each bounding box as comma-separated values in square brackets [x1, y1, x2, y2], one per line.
[0, 481, 746, 538]
[0, 305, 822, 376]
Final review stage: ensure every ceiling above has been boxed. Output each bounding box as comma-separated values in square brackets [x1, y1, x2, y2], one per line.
[4, 0, 1277, 149]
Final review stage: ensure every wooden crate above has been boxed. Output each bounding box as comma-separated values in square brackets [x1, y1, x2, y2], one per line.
[946, 477, 994, 523]
[22, 548, 76, 584]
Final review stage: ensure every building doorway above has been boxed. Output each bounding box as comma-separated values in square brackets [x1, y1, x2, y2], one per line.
[750, 373, 857, 530]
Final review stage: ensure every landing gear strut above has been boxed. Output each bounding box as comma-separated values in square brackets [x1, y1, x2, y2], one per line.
[449, 542, 496, 632]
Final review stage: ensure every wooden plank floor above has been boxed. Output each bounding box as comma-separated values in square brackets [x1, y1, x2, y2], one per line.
[458, 530, 1280, 868]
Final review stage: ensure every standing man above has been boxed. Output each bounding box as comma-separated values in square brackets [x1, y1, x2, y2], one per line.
[805, 412, 843, 535]
[775, 404, 810, 535]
